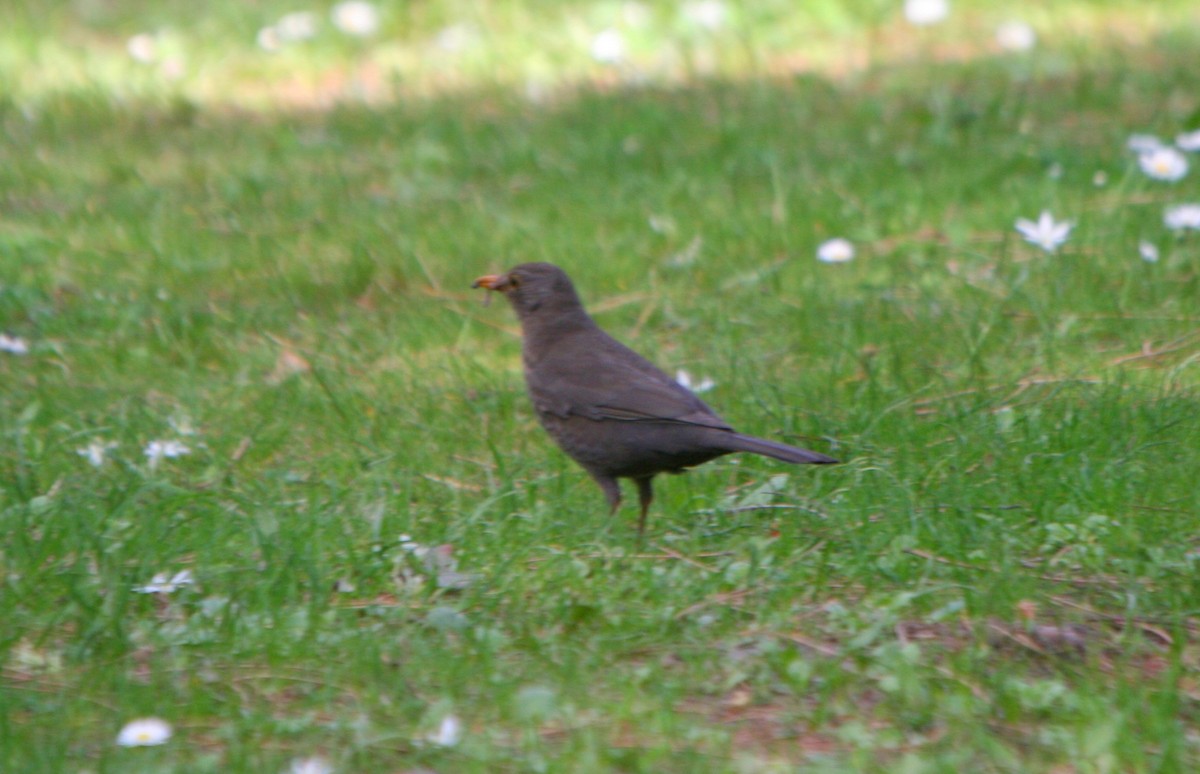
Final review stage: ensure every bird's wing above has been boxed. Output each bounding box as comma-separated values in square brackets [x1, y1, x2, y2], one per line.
[528, 335, 733, 431]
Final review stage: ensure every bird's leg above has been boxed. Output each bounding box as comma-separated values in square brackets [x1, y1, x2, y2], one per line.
[591, 473, 622, 515]
[634, 477, 654, 536]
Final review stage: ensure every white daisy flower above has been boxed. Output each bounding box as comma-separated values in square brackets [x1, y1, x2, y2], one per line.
[289, 756, 334, 774]
[1138, 241, 1160, 263]
[396, 536, 466, 588]
[277, 12, 319, 42]
[675, 369, 716, 394]
[684, 0, 727, 30]
[426, 715, 463, 747]
[590, 28, 625, 63]
[0, 333, 29, 354]
[77, 439, 118, 467]
[332, 1, 379, 37]
[116, 717, 172, 747]
[127, 33, 158, 64]
[134, 569, 194, 594]
[1014, 211, 1072, 253]
[1164, 203, 1200, 231]
[816, 238, 855, 263]
[144, 439, 190, 468]
[1138, 146, 1189, 181]
[257, 26, 282, 52]
[995, 21, 1035, 51]
[1126, 134, 1164, 154]
[1175, 130, 1200, 152]
[904, 0, 949, 26]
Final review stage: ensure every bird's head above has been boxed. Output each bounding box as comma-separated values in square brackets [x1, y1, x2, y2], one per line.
[472, 262, 586, 322]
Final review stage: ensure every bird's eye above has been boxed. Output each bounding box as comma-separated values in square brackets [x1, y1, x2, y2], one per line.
[508, 274, 521, 288]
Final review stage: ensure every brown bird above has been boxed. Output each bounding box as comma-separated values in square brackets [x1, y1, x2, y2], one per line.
[473, 262, 837, 532]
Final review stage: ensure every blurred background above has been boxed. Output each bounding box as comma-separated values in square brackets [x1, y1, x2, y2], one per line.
[3, 0, 1195, 108]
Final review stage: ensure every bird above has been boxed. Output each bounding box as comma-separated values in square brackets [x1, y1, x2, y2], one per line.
[472, 262, 837, 533]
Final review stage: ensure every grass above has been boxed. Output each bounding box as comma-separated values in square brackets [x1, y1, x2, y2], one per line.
[2, 1, 1199, 771]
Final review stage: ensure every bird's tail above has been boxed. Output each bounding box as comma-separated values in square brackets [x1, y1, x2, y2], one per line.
[723, 433, 838, 465]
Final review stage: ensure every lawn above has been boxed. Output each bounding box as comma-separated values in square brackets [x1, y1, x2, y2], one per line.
[1, 1, 1199, 771]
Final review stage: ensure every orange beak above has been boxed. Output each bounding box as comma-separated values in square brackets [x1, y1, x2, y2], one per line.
[472, 273, 506, 291]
